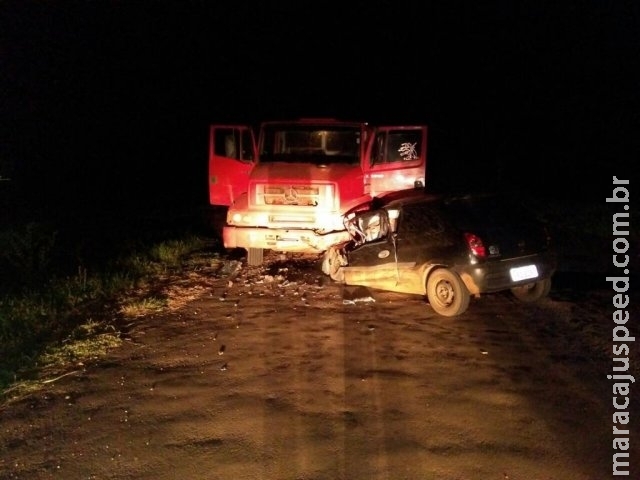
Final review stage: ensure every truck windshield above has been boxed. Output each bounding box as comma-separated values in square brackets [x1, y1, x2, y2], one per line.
[260, 125, 361, 165]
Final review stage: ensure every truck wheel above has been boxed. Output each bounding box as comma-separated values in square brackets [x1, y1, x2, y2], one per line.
[426, 269, 470, 317]
[322, 247, 346, 283]
[247, 248, 264, 266]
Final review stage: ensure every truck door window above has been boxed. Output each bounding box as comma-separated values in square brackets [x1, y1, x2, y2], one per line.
[214, 128, 238, 159]
[225, 135, 237, 158]
[371, 130, 422, 165]
[214, 128, 253, 161]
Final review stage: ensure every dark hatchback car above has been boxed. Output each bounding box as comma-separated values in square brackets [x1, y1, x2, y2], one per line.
[322, 190, 558, 317]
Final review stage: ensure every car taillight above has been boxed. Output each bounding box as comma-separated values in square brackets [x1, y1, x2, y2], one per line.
[464, 232, 486, 258]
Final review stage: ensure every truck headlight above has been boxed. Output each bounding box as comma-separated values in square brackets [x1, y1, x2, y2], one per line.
[228, 212, 269, 226]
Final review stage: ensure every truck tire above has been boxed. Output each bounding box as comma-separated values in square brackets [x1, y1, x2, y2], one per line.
[322, 247, 346, 283]
[247, 248, 264, 266]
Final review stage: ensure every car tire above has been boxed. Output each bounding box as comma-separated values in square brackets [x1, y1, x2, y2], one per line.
[510, 278, 551, 303]
[426, 269, 470, 317]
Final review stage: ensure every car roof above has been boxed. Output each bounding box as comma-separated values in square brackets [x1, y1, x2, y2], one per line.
[374, 189, 492, 209]
[347, 189, 518, 218]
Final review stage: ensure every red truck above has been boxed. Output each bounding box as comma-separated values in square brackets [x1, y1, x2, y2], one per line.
[209, 118, 427, 265]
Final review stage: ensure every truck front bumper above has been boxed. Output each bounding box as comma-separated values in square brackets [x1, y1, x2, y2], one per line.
[223, 226, 352, 253]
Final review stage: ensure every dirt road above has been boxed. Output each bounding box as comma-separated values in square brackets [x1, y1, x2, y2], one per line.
[1, 250, 638, 479]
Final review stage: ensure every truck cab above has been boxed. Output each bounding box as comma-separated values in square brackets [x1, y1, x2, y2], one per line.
[209, 118, 427, 265]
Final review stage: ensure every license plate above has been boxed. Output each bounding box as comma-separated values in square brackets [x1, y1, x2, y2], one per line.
[510, 264, 539, 281]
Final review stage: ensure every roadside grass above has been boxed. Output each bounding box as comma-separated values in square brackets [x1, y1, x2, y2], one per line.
[119, 296, 168, 317]
[0, 219, 215, 401]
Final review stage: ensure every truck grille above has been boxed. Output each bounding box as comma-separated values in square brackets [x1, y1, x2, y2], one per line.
[255, 184, 328, 207]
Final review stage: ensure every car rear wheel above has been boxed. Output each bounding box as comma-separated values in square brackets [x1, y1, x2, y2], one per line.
[426, 269, 470, 317]
[510, 278, 551, 302]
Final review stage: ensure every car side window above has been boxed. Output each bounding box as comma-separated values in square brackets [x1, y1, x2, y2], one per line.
[363, 213, 386, 241]
[353, 210, 389, 243]
[399, 204, 446, 235]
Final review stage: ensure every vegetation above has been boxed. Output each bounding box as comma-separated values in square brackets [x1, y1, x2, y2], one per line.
[0, 215, 216, 399]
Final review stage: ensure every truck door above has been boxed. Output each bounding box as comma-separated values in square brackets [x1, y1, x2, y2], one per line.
[363, 126, 427, 197]
[209, 125, 256, 206]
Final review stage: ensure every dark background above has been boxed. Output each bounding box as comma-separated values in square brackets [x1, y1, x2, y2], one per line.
[1, 1, 639, 224]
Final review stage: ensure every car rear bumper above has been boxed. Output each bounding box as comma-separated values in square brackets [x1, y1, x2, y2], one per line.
[458, 252, 558, 295]
[223, 226, 351, 253]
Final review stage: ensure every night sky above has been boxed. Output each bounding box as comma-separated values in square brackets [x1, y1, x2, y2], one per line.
[1, 1, 639, 221]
